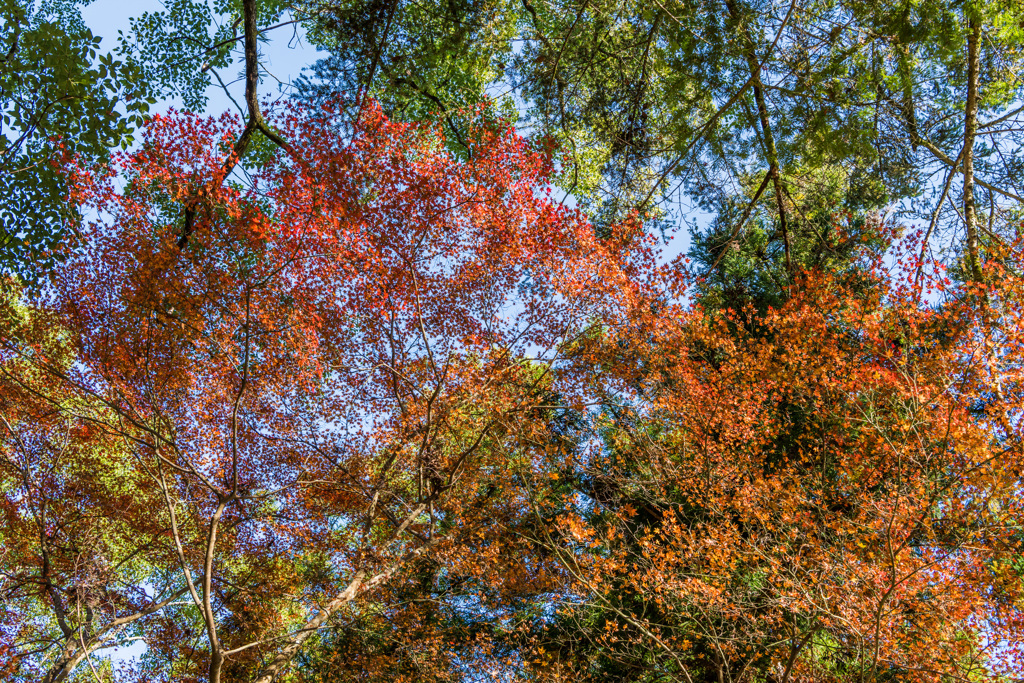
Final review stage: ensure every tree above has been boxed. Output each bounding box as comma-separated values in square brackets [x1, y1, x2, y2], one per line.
[514, 223, 1024, 682]
[0, 99, 644, 682]
[1, 0, 300, 282]
[295, 0, 518, 132]
[0, 0, 152, 281]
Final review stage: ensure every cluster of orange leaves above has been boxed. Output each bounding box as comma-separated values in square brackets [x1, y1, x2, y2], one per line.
[530, 234, 1024, 681]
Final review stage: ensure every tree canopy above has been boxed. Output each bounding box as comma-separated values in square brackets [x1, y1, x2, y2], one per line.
[1, 0, 1023, 681]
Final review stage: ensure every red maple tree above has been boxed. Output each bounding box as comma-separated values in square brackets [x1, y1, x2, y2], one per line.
[0, 100, 645, 682]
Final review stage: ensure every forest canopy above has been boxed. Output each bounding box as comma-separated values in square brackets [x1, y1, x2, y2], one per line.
[1, 0, 1023, 681]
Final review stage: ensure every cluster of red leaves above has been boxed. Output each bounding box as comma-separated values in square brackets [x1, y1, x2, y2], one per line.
[0, 101, 647, 682]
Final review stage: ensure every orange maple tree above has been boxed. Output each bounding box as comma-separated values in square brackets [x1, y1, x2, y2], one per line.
[0, 101, 645, 682]
[518, 226, 1024, 682]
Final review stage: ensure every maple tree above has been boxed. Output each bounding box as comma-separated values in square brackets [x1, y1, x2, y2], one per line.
[0, 99, 645, 682]
[512, 221, 1024, 682]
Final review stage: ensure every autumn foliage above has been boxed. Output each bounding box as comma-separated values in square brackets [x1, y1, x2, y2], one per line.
[1, 101, 644, 682]
[524, 239, 1024, 681]
[1, 100, 1023, 683]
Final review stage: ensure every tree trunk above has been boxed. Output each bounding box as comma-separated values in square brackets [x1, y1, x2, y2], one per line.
[964, 17, 983, 284]
[725, 0, 792, 275]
